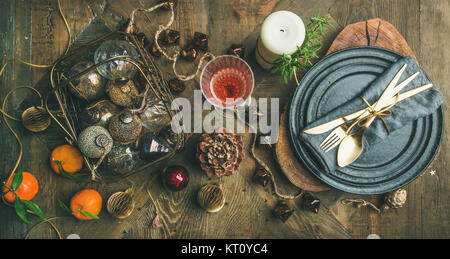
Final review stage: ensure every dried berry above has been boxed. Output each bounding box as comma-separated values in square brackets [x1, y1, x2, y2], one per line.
[150, 41, 162, 57]
[161, 29, 180, 46]
[136, 32, 150, 47]
[119, 18, 138, 34]
[180, 45, 198, 62]
[227, 44, 246, 59]
[168, 78, 185, 93]
[253, 167, 271, 187]
[274, 201, 293, 222]
[301, 193, 320, 214]
[193, 32, 208, 51]
[160, 0, 177, 9]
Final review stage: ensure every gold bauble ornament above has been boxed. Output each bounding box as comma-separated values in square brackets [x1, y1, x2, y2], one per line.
[106, 188, 135, 219]
[197, 183, 225, 213]
[21, 106, 51, 132]
[106, 79, 140, 107]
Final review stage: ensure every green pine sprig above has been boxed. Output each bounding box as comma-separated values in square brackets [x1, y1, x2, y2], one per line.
[271, 12, 335, 84]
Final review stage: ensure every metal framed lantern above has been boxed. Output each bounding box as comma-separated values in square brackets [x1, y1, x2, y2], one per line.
[45, 28, 185, 183]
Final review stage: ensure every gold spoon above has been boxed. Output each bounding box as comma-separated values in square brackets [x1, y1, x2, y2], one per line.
[337, 116, 376, 167]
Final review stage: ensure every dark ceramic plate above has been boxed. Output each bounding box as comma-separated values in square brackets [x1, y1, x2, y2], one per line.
[289, 46, 443, 194]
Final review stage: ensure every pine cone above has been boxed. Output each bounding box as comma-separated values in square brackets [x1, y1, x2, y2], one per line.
[383, 188, 407, 211]
[196, 131, 244, 178]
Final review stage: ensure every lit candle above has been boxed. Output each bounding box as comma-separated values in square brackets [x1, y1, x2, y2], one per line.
[255, 11, 306, 70]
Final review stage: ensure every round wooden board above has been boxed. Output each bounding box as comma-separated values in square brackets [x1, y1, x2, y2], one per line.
[275, 103, 331, 192]
[274, 18, 440, 192]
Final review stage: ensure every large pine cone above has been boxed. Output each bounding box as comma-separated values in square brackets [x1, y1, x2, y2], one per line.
[196, 131, 245, 178]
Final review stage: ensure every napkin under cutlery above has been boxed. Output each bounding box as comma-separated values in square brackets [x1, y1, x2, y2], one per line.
[299, 56, 443, 173]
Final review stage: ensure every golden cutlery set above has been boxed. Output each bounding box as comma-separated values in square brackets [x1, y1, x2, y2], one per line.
[303, 63, 434, 167]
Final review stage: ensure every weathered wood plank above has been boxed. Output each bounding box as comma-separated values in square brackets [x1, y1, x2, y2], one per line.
[417, 0, 450, 239]
[2, 0, 449, 239]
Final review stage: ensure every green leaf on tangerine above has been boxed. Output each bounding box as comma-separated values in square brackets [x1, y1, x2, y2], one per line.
[22, 200, 46, 222]
[14, 198, 31, 224]
[12, 169, 23, 191]
[80, 209, 100, 220]
[57, 162, 91, 183]
[58, 199, 72, 216]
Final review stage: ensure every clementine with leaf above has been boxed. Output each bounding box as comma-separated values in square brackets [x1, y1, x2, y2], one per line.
[70, 189, 102, 220]
[2, 171, 39, 203]
[50, 144, 83, 174]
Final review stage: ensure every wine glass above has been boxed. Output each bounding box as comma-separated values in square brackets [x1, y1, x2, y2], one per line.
[200, 55, 254, 109]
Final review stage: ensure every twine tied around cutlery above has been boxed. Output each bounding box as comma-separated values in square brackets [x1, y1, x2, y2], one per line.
[344, 94, 400, 135]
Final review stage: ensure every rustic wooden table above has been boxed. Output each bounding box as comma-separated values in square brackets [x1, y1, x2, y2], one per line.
[0, 0, 449, 239]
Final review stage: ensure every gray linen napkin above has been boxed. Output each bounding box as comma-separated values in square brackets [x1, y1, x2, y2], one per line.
[299, 56, 443, 173]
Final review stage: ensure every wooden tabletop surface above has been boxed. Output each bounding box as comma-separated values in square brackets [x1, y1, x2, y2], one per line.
[0, 0, 449, 239]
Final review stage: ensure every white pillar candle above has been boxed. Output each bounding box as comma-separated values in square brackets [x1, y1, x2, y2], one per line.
[255, 11, 306, 70]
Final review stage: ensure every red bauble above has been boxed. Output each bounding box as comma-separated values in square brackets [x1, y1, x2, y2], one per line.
[162, 165, 189, 191]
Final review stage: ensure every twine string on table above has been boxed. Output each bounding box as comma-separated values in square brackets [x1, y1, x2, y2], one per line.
[129, 2, 215, 82]
[0, 0, 71, 238]
[249, 129, 304, 200]
[15, 0, 71, 69]
[341, 198, 381, 213]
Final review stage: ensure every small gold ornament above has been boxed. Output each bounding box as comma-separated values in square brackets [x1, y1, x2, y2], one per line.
[21, 106, 51, 132]
[106, 187, 135, 219]
[382, 188, 407, 212]
[197, 183, 225, 213]
[106, 79, 140, 107]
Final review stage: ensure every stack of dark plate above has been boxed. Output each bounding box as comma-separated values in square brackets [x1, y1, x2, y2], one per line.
[289, 46, 443, 194]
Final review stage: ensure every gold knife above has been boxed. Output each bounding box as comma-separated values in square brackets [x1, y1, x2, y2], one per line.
[303, 83, 434, 135]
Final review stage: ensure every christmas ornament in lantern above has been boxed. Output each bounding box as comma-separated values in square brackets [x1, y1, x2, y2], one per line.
[138, 131, 174, 162]
[94, 39, 139, 80]
[106, 79, 140, 107]
[196, 131, 245, 178]
[140, 94, 171, 132]
[197, 183, 225, 213]
[80, 100, 120, 129]
[162, 165, 189, 191]
[78, 125, 113, 159]
[103, 143, 141, 175]
[108, 110, 142, 144]
[67, 61, 107, 102]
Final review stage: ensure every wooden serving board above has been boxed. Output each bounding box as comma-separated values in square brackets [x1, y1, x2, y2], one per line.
[274, 18, 434, 192]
